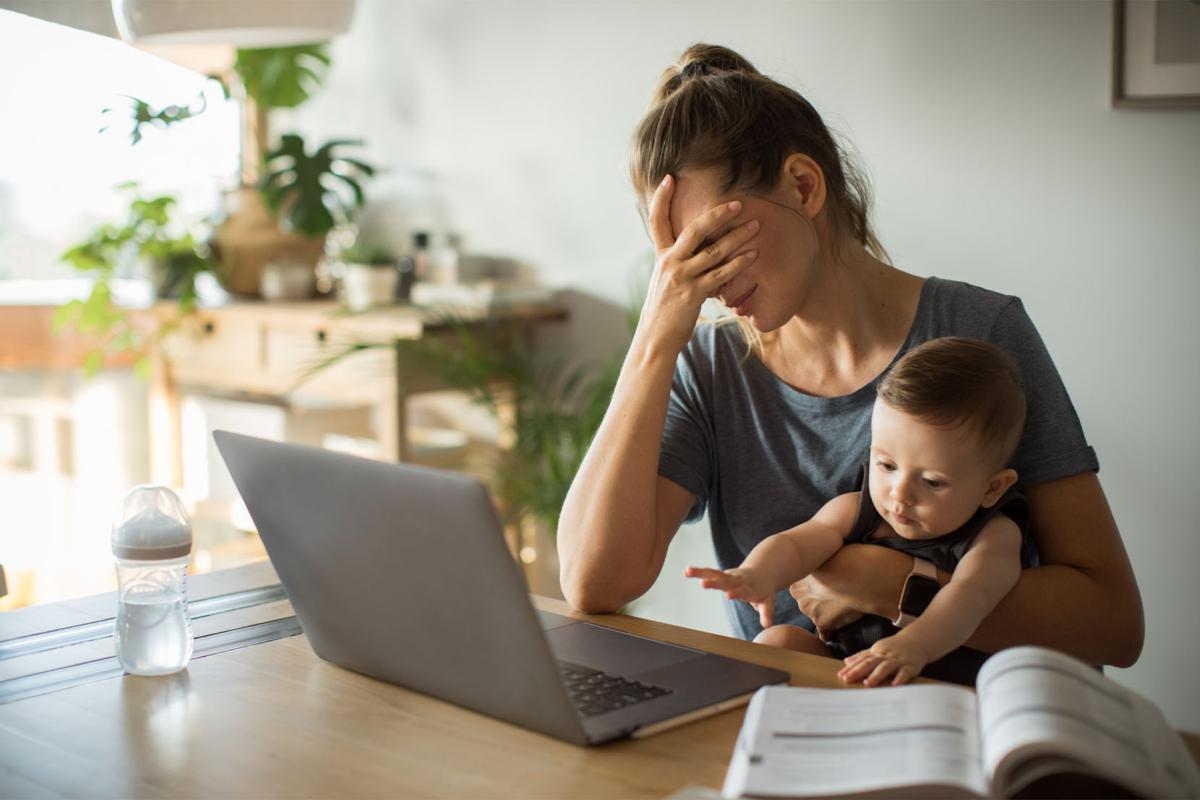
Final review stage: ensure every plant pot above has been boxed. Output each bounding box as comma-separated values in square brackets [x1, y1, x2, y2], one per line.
[259, 260, 317, 301]
[342, 263, 397, 311]
[210, 187, 326, 298]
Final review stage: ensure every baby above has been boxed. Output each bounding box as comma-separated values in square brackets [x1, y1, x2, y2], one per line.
[686, 336, 1035, 686]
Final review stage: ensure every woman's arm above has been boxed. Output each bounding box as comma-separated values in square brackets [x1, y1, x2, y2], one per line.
[557, 175, 760, 613]
[791, 472, 1144, 667]
[839, 517, 1023, 687]
[555, 334, 693, 612]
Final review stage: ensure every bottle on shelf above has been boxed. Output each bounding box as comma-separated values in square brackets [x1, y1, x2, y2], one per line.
[411, 231, 432, 283]
[435, 232, 462, 286]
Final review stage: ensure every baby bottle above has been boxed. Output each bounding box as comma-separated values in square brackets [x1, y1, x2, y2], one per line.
[111, 485, 194, 676]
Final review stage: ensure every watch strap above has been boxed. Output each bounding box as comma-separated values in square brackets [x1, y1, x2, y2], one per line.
[894, 557, 938, 628]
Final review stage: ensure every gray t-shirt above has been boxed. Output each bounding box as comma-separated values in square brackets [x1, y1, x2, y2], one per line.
[658, 277, 1099, 640]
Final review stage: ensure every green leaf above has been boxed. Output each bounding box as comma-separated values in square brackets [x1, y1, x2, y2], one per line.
[315, 139, 363, 155]
[52, 300, 83, 332]
[259, 134, 374, 237]
[337, 174, 366, 208]
[105, 93, 209, 146]
[109, 329, 139, 352]
[83, 350, 104, 377]
[57, 184, 214, 370]
[234, 44, 331, 109]
[337, 157, 376, 177]
[133, 356, 153, 381]
[205, 73, 232, 100]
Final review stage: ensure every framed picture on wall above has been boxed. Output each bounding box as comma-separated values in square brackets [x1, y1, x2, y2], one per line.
[1111, 0, 1200, 108]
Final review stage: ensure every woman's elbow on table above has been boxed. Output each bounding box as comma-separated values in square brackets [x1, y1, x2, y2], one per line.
[559, 559, 615, 613]
[556, 539, 649, 614]
[559, 565, 650, 615]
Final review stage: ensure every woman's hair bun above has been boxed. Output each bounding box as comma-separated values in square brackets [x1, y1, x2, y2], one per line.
[677, 43, 761, 79]
[652, 43, 762, 106]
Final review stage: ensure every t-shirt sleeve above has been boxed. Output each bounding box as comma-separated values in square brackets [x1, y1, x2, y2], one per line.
[989, 298, 1100, 486]
[658, 343, 714, 522]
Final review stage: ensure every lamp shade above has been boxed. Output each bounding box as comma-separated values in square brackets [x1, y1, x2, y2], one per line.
[111, 0, 356, 46]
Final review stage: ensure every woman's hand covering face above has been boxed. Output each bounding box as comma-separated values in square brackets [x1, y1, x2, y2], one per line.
[638, 174, 760, 354]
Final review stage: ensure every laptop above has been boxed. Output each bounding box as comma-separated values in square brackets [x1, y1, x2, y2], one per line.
[213, 430, 788, 745]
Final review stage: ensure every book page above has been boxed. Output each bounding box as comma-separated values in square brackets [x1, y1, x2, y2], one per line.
[722, 685, 989, 798]
[977, 646, 1200, 798]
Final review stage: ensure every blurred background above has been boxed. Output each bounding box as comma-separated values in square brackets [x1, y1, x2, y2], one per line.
[0, 0, 1197, 730]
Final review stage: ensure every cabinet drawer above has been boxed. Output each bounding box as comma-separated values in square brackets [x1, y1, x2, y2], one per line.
[264, 322, 392, 404]
[163, 312, 267, 393]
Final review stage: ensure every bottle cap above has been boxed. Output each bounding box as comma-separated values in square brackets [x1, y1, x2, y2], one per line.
[111, 485, 193, 561]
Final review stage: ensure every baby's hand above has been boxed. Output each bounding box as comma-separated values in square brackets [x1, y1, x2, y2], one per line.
[838, 635, 930, 687]
[684, 566, 775, 627]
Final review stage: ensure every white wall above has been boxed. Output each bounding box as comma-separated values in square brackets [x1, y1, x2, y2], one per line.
[290, 0, 1200, 729]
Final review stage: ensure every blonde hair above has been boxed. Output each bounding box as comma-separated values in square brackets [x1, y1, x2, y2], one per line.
[629, 44, 889, 354]
[878, 337, 1027, 467]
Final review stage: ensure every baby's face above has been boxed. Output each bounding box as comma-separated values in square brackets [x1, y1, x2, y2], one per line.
[868, 400, 1001, 540]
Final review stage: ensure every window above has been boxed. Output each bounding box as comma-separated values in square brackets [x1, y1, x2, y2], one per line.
[0, 10, 239, 286]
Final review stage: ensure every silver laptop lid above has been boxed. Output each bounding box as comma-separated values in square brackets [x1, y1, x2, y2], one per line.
[213, 430, 588, 745]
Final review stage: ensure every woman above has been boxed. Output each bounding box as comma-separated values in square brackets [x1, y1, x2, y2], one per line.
[557, 44, 1142, 669]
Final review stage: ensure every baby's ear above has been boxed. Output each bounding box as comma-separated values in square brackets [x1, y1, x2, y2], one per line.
[980, 468, 1018, 508]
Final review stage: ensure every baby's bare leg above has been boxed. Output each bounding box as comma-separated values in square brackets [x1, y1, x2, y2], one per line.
[754, 624, 835, 657]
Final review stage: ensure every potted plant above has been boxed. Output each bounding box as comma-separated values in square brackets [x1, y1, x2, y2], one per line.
[104, 44, 377, 297]
[211, 43, 377, 297]
[56, 183, 214, 376]
[337, 240, 403, 311]
[58, 43, 377, 374]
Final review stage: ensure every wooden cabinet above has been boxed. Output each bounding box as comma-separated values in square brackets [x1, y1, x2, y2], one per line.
[150, 300, 566, 484]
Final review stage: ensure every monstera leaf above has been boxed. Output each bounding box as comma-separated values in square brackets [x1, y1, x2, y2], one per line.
[260, 134, 375, 238]
[234, 44, 331, 109]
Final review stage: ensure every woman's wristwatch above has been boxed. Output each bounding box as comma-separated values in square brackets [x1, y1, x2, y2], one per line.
[894, 557, 939, 628]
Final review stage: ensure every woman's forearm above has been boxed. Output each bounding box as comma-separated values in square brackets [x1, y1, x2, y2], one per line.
[968, 473, 1144, 667]
[556, 329, 681, 612]
[812, 544, 1143, 667]
[801, 474, 1144, 667]
[962, 564, 1143, 666]
[825, 553, 1143, 666]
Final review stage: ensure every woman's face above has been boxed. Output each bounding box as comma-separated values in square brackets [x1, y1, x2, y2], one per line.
[662, 164, 823, 333]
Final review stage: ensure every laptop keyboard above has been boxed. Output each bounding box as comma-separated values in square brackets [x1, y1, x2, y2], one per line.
[557, 661, 673, 718]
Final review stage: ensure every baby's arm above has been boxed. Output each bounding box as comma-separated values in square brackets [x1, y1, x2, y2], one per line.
[685, 492, 858, 627]
[840, 515, 1022, 686]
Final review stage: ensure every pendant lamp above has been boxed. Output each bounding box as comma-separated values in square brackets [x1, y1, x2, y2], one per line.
[111, 0, 356, 46]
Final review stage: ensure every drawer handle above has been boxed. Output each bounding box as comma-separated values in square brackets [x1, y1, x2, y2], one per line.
[316, 329, 328, 343]
[203, 321, 216, 335]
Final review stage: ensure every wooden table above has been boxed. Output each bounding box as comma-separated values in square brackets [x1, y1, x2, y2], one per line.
[1, 560, 1196, 798]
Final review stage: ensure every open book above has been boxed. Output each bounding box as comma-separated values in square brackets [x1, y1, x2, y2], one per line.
[723, 646, 1200, 799]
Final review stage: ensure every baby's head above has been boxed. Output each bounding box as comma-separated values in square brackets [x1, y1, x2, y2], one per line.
[869, 337, 1026, 540]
